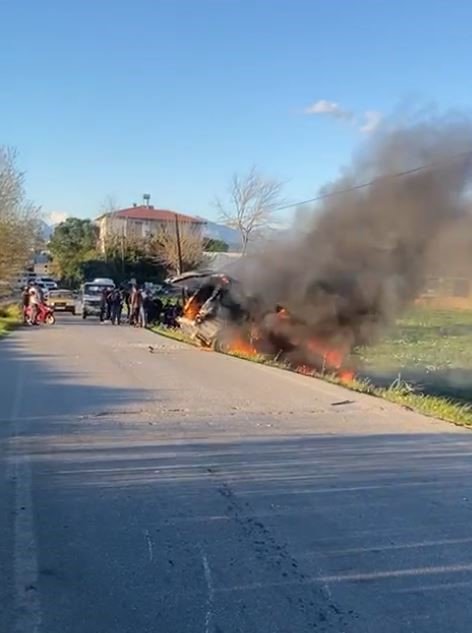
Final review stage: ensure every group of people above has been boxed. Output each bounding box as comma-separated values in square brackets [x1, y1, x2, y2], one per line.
[21, 282, 45, 325]
[99, 285, 183, 328]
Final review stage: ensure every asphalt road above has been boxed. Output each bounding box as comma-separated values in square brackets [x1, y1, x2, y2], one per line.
[1, 317, 472, 633]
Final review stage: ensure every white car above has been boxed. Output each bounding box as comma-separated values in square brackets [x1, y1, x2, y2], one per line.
[35, 277, 58, 291]
[91, 278, 115, 287]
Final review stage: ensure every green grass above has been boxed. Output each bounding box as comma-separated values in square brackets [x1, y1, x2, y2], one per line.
[357, 308, 472, 372]
[0, 304, 21, 339]
[151, 324, 193, 343]
[356, 307, 472, 406]
[151, 307, 472, 427]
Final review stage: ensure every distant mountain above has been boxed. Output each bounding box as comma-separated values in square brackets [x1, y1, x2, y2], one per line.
[39, 220, 53, 240]
[202, 220, 241, 250]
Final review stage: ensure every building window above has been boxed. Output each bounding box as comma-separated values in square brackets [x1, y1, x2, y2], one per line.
[129, 221, 143, 238]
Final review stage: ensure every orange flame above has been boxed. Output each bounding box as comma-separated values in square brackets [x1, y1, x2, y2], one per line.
[227, 336, 258, 356]
[183, 295, 201, 320]
[301, 337, 354, 381]
[305, 338, 348, 371]
[338, 369, 355, 383]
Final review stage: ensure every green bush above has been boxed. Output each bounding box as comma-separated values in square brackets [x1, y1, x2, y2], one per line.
[0, 304, 20, 320]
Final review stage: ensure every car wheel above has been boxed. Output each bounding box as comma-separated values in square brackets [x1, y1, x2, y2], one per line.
[82, 312, 87, 319]
[71, 308, 76, 316]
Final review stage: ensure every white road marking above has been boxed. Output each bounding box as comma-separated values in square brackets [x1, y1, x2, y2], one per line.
[215, 561, 472, 594]
[144, 529, 154, 562]
[200, 548, 215, 633]
[7, 364, 42, 633]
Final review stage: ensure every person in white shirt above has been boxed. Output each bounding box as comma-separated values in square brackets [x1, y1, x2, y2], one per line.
[28, 284, 40, 325]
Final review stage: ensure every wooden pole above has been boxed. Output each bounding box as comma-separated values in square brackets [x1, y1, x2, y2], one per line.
[174, 213, 186, 304]
[174, 213, 183, 275]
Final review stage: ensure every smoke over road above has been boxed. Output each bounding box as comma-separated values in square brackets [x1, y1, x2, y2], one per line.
[235, 115, 472, 357]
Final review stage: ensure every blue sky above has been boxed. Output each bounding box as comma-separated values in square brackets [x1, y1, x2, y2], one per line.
[2, 0, 472, 224]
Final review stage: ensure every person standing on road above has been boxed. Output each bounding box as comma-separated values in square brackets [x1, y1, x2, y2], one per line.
[99, 288, 108, 322]
[150, 295, 163, 325]
[123, 287, 131, 322]
[139, 288, 150, 328]
[111, 289, 123, 325]
[105, 288, 113, 321]
[130, 285, 141, 326]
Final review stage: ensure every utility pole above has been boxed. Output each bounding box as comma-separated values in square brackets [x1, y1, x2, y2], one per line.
[120, 218, 128, 279]
[174, 213, 183, 275]
[174, 213, 186, 304]
[120, 229, 125, 277]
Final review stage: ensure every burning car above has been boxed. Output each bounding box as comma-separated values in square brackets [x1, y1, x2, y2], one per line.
[168, 271, 251, 349]
[167, 271, 355, 380]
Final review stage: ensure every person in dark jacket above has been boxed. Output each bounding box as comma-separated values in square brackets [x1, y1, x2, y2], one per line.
[151, 296, 163, 325]
[123, 288, 131, 322]
[110, 289, 123, 325]
[99, 288, 108, 322]
[106, 288, 114, 321]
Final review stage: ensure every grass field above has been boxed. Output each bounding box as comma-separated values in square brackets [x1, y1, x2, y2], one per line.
[357, 307, 472, 405]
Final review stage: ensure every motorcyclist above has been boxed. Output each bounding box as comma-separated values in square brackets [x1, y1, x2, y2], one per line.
[28, 283, 40, 325]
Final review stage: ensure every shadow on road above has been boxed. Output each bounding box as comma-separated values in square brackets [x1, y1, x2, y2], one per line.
[3, 330, 472, 632]
[31, 428, 472, 632]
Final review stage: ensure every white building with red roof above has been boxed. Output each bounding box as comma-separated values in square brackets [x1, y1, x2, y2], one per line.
[95, 198, 206, 252]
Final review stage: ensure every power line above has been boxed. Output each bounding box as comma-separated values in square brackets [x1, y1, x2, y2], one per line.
[274, 149, 472, 212]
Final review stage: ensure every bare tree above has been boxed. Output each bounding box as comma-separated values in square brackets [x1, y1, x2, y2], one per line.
[215, 166, 284, 253]
[151, 223, 205, 274]
[98, 194, 119, 216]
[0, 147, 41, 284]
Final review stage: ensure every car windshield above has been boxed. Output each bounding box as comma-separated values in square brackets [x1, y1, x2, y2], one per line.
[49, 290, 72, 298]
[84, 285, 110, 296]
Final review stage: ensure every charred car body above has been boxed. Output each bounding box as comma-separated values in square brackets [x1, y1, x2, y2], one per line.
[168, 271, 357, 377]
[169, 271, 251, 350]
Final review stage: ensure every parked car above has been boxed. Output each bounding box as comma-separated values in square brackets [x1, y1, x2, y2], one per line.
[14, 272, 37, 290]
[46, 289, 76, 314]
[36, 276, 58, 291]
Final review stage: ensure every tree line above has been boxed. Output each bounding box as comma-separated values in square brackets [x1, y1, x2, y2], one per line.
[48, 218, 230, 287]
[0, 143, 285, 289]
[0, 148, 43, 289]
[48, 164, 284, 287]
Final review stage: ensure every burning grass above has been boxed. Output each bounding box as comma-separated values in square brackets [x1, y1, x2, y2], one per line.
[151, 307, 472, 428]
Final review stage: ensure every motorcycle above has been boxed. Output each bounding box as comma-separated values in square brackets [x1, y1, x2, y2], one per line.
[25, 303, 56, 325]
